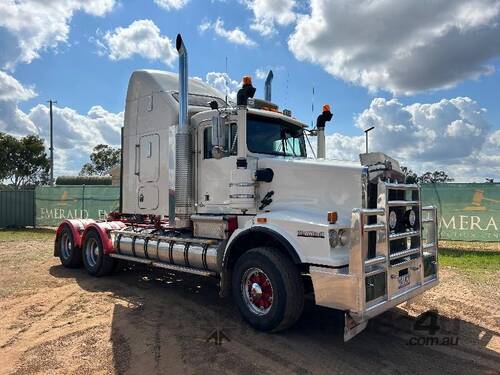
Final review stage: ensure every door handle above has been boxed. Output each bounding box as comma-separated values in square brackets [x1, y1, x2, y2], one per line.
[135, 144, 140, 175]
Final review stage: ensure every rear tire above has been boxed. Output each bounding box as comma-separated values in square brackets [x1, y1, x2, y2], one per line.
[58, 226, 82, 268]
[82, 230, 116, 276]
[232, 247, 304, 332]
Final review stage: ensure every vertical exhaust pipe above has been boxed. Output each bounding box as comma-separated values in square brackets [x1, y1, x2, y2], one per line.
[316, 104, 333, 159]
[264, 70, 273, 102]
[173, 34, 193, 228]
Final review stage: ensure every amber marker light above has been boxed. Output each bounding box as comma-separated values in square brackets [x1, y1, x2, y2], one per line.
[327, 211, 338, 224]
[256, 217, 267, 224]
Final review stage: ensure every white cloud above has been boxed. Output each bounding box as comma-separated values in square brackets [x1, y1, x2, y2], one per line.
[255, 69, 267, 80]
[154, 0, 189, 10]
[205, 72, 241, 101]
[0, 70, 38, 135]
[30, 104, 123, 175]
[244, 0, 297, 36]
[352, 96, 499, 181]
[288, 0, 500, 94]
[255, 65, 284, 80]
[199, 18, 257, 47]
[0, 71, 36, 102]
[0, 73, 123, 176]
[0, 0, 116, 69]
[101, 19, 177, 65]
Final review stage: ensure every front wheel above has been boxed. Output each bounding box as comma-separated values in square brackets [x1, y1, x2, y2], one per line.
[232, 247, 304, 332]
[82, 230, 116, 276]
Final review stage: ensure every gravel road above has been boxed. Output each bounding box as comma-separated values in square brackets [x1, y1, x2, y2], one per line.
[0, 237, 498, 375]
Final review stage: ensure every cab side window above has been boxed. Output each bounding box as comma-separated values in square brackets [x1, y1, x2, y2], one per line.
[203, 123, 237, 159]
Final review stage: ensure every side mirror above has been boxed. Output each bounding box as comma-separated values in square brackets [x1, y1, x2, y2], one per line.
[211, 115, 226, 159]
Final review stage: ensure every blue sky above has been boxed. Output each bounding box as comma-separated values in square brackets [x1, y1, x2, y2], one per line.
[1, 0, 499, 181]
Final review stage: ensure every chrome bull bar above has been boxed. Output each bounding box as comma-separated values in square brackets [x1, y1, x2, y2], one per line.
[349, 182, 439, 320]
[309, 182, 439, 341]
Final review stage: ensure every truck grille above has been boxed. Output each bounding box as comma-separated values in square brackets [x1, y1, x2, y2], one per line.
[350, 181, 438, 311]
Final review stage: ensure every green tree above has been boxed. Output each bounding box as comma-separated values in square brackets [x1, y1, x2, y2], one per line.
[400, 165, 454, 184]
[0, 132, 50, 189]
[80, 144, 120, 176]
[418, 170, 454, 183]
[401, 166, 418, 184]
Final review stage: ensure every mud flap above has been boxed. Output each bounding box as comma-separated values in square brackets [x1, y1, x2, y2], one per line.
[344, 313, 368, 342]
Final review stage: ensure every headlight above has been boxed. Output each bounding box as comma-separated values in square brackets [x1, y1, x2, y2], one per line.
[389, 210, 397, 230]
[338, 229, 350, 246]
[405, 209, 417, 228]
[329, 230, 339, 248]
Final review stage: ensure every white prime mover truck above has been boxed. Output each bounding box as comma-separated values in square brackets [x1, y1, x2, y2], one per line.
[54, 35, 439, 340]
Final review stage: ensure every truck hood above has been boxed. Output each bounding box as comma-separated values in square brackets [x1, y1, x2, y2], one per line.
[256, 157, 364, 226]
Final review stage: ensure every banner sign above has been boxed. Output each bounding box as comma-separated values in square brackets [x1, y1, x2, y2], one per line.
[421, 183, 499, 242]
[35, 186, 119, 226]
[34, 184, 499, 241]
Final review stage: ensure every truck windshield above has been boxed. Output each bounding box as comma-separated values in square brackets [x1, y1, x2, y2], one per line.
[247, 114, 306, 157]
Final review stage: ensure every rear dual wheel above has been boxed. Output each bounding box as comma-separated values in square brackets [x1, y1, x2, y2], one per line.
[232, 247, 304, 332]
[82, 230, 116, 276]
[58, 226, 82, 268]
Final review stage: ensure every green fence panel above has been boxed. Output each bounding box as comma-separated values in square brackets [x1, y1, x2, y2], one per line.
[0, 190, 35, 228]
[421, 183, 499, 242]
[35, 186, 120, 226]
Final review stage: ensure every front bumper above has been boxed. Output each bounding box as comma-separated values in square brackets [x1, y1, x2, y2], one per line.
[309, 182, 439, 339]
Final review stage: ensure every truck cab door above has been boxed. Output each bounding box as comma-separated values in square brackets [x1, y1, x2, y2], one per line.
[196, 123, 237, 214]
[136, 133, 160, 210]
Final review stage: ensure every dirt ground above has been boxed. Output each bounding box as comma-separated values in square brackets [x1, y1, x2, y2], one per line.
[0, 233, 499, 375]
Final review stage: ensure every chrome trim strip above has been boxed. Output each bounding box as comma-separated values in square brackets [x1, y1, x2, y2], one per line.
[360, 208, 385, 216]
[389, 247, 420, 260]
[109, 253, 216, 277]
[365, 268, 385, 277]
[364, 255, 386, 267]
[387, 200, 419, 207]
[389, 230, 420, 241]
[363, 223, 385, 232]
[384, 183, 419, 190]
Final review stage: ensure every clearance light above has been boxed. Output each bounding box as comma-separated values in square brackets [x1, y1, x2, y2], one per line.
[327, 211, 338, 224]
[256, 217, 267, 224]
[243, 76, 252, 85]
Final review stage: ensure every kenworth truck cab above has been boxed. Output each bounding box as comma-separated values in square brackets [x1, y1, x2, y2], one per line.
[54, 35, 439, 340]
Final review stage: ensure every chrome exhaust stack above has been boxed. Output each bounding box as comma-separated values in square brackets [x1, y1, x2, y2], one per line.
[173, 34, 193, 228]
[264, 70, 273, 102]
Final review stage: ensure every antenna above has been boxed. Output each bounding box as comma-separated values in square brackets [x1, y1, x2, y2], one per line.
[311, 86, 315, 128]
[284, 71, 290, 108]
[225, 56, 228, 106]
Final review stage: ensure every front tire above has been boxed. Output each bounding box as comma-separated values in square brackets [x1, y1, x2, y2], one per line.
[82, 230, 116, 276]
[58, 226, 82, 268]
[232, 247, 304, 332]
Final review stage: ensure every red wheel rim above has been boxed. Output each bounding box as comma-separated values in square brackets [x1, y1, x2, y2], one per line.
[242, 267, 273, 315]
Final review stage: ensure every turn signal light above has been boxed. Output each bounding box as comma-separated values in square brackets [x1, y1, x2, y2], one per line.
[327, 211, 338, 224]
[256, 217, 267, 224]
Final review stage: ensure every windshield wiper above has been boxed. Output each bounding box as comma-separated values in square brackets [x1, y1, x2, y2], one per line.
[280, 127, 288, 155]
